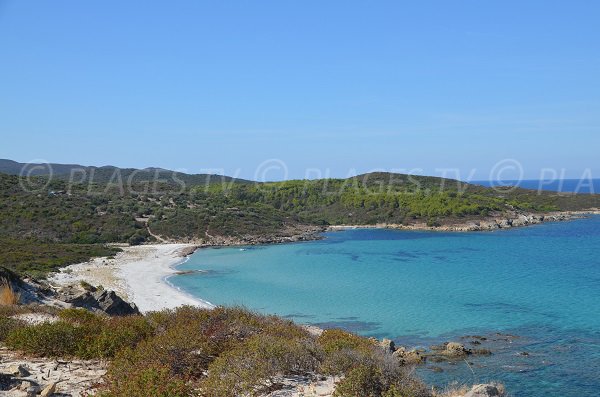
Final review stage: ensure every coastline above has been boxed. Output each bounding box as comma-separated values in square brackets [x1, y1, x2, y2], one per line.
[50, 209, 600, 313]
[50, 243, 213, 313]
[327, 209, 600, 232]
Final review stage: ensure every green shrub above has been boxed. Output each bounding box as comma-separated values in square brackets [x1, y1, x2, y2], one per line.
[5, 309, 152, 359]
[59, 307, 102, 325]
[5, 321, 84, 356]
[202, 333, 320, 397]
[318, 329, 375, 354]
[0, 316, 23, 341]
[318, 329, 376, 375]
[105, 306, 321, 396]
[146, 305, 212, 334]
[106, 326, 213, 384]
[321, 347, 373, 376]
[382, 385, 411, 397]
[333, 361, 431, 397]
[99, 365, 192, 397]
[3, 306, 433, 397]
[334, 364, 384, 397]
[82, 316, 153, 359]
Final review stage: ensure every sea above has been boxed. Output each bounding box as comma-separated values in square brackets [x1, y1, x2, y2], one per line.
[171, 193, 600, 396]
[474, 178, 600, 194]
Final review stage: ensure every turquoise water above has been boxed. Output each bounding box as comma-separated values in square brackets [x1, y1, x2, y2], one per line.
[172, 216, 600, 397]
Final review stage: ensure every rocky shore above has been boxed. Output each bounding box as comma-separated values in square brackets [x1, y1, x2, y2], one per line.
[160, 209, 600, 249]
[328, 209, 600, 232]
[163, 224, 327, 247]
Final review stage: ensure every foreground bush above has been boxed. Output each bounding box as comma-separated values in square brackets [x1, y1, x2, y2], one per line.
[202, 333, 321, 397]
[6, 321, 85, 356]
[0, 316, 23, 342]
[98, 365, 192, 397]
[2, 305, 434, 397]
[334, 364, 384, 397]
[5, 308, 151, 359]
[318, 329, 376, 375]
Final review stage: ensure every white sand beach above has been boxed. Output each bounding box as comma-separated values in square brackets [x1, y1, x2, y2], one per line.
[50, 244, 214, 312]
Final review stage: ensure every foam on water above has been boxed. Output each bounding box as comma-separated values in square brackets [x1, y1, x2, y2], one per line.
[172, 216, 600, 397]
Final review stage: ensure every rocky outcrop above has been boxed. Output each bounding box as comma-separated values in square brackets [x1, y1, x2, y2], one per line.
[329, 210, 600, 233]
[373, 338, 426, 364]
[0, 267, 57, 306]
[175, 224, 327, 247]
[462, 383, 505, 397]
[379, 338, 396, 353]
[392, 347, 425, 364]
[377, 337, 496, 365]
[442, 342, 470, 357]
[59, 287, 140, 316]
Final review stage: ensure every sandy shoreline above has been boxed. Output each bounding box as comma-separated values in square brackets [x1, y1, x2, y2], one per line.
[50, 243, 213, 313]
[49, 210, 600, 313]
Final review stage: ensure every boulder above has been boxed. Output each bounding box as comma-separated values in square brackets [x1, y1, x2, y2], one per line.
[67, 290, 139, 316]
[392, 347, 425, 364]
[26, 386, 41, 397]
[40, 381, 58, 397]
[497, 219, 512, 228]
[94, 290, 140, 316]
[379, 338, 395, 353]
[463, 383, 505, 397]
[443, 342, 471, 357]
[3, 364, 31, 377]
[511, 215, 529, 227]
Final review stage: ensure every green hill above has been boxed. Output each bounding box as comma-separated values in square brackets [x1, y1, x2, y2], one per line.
[1, 163, 598, 278]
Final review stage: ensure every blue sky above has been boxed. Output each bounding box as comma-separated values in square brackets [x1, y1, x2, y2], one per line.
[1, 0, 599, 180]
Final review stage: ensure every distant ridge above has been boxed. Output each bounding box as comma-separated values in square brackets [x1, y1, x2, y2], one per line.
[0, 159, 250, 186]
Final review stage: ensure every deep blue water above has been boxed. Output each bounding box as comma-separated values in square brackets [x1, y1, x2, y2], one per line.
[172, 217, 600, 397]
[474, 179, 600, 193]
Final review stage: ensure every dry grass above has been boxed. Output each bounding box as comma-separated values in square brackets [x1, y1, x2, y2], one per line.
[0, 279, 20, 305]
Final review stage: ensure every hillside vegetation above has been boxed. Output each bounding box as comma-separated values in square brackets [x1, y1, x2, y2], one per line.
[1, 168, 598, 277]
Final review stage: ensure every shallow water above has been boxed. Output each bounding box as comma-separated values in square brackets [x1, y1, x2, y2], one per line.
[172, 216, 600, 397]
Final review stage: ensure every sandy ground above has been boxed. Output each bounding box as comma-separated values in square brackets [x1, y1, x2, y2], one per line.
[49, 244, 213, 313]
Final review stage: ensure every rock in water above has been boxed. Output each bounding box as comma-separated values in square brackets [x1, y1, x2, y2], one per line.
[443, 342, 471, 357]
[392, 347, 426, 364]
[463, 383, 505, 397]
